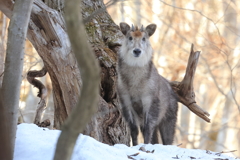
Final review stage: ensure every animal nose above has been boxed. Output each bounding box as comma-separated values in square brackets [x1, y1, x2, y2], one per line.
[133, 49, 141, 57]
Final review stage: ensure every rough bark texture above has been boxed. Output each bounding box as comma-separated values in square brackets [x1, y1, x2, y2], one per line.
[0, 14, 5, 87]
[0, 0, 33, 159]
[27, 66, 48, 124]
[43, 0, 64, 13]
[83, 97, 129, 145]
[0, 53, 3, 88]
[0, 0, 130, 145]
[28, 0, 82, 129]
[81, 0, 130, 145]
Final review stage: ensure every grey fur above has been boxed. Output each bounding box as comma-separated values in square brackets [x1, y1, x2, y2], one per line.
[120, 23, 130, 35]
[117, 22, 178, 146]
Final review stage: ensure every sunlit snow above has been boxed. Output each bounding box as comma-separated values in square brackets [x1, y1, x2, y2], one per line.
[14, 123, 237, 160]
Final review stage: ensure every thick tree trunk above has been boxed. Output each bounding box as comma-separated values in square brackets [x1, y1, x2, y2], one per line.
[0, 0, 130, 145]
[81, 0, 130, 145]
[0, 0, 33, 159]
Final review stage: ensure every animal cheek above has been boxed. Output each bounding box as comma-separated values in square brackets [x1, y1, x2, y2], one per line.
[141, 44, 147, 51]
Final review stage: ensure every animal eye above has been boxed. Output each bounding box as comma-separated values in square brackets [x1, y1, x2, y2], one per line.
[142, 37, 146, 41]
[129, 37, 133, 41]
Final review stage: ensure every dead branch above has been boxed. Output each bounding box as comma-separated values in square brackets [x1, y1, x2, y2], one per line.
[177, 143, 183, 147]
[170, 44, 210, 123]
[215, 150, 237, 156]
[27, 66, 48, 124]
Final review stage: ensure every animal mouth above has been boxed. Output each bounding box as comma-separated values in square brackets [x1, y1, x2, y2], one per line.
[133, 54, 141, 57]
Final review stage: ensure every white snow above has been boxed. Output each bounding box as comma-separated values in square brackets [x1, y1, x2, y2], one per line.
[14, 123, 237, 160]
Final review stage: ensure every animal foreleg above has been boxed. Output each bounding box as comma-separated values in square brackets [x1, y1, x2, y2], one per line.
[119, 95, 139, 146]
[143, 99, 160, 144]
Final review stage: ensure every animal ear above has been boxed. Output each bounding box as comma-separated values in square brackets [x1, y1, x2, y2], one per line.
[120, 22, 130, 36]
[145, 24, 157, 37]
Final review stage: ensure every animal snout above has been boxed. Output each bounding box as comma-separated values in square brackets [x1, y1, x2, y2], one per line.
[133, 48, 141, 57]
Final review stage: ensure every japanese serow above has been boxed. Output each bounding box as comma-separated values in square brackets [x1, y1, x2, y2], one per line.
[117, 22, 178, 145]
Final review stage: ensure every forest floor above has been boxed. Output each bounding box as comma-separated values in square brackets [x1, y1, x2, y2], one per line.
[14, 123, 238, 160]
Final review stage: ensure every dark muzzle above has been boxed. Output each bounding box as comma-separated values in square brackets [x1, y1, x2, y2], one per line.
[133, 49, 141, 57]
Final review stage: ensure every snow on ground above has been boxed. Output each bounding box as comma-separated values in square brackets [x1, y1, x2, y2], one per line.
[14, 123, 237, 160]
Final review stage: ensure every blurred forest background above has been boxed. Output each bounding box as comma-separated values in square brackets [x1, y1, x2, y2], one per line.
[0, 0, 239, 157]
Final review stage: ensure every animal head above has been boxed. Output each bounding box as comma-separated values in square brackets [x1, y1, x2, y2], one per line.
[119, 22, 157, 67]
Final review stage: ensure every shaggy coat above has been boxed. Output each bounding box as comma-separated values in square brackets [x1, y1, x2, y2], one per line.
[117, 22, 178, 145]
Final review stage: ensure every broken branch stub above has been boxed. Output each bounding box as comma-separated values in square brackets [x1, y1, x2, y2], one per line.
[170, 44, 210, 123]
[27, 66, 48, 124]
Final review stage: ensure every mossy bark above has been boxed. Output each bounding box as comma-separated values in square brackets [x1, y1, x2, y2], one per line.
[0, 0, 130, 145]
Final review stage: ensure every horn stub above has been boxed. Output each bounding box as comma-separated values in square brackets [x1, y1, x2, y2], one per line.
[131, 24, 135, 31]
[140, 25, 144, 32]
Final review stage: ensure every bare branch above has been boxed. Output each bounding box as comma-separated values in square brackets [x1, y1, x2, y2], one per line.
[27, 66, 48, 124]
[201, 57, 227, 97]
[53, 0, 100, 159]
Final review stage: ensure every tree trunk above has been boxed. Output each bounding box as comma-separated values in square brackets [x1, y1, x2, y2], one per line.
[0, 13, 6, 87]
[0, 0, 130, 145]
[0, 0, 33, 159]
[81, 0, 130, 145]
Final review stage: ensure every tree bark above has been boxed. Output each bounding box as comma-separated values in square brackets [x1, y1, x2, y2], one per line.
[0, 0, 33, 159]
[0, 13, 6, 87]
[81, 0, 130, 145]
[170, 44, 210, 122]
[54, 0, 100, 158]
[28, 0, 82, 129]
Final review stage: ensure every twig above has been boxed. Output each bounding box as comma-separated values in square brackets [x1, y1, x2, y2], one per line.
[201, 56, 227, 97]
[128, 153, 139, 157]
[177, 143, 182, 147]
[159, 0, 225, 47]
[215, 150, 237, 156]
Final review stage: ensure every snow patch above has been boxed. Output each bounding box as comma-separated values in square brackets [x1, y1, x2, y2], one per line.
[14, 123, 237, 160]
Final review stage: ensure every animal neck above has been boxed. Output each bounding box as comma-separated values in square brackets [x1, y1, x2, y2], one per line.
[118, 57, 153, 76]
